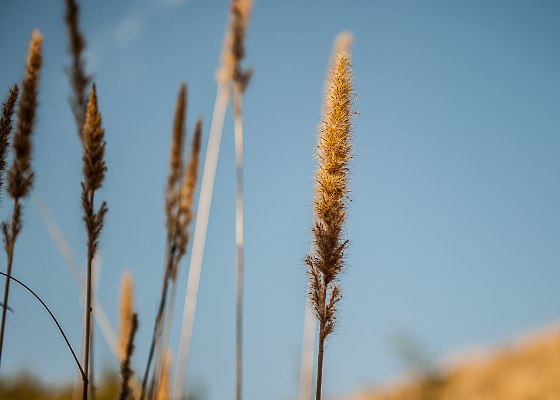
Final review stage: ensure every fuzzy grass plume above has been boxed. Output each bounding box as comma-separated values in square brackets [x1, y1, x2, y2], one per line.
[0, 30, 43, 369]
[64, 0, 92, 142]
[81, 83, 108, 400]
[305, 48, 355, 400]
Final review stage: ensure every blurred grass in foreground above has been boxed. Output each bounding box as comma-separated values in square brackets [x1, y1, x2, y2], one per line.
[349, 327, 560, 400]
[0, 371, 118, 400]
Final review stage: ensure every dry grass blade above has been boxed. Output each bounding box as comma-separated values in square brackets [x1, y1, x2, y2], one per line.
[64, 0, 92, 142]
[305, 47, 355, 400]
[117, 313, 139, 400]
[0, 84, 19, 197]
[0, 30, 43, 370]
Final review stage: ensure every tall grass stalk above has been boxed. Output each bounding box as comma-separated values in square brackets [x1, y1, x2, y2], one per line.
[0, 30, 43, 370]
[226, 1, 254, 398]
[173, 85, 228, 400]
[174, 3, 253, 398]
[145, 84, 187, 400]
[81, 83, 108, 400]
[298, 32, 353, 400]
[305, 45, 355, 400]
[141, 86, 201, 400]
[153, 117, 202, 400]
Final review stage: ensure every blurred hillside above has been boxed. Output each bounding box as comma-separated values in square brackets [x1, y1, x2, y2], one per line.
[347, 326, 560, 400]
[2, 325, 560, 400]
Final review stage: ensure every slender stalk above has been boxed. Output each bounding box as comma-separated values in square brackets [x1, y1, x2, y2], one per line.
[140, 253, 173, 400]
[299, 305, 316, 400]
[117, 313, 139, 400]
[83, 191, 94, 400]
[233, 92, 244, 400]
[0, 200, 17, 368]
[81, 83, 108, 400]
[315, 326, 325, 400]
[173, 85, 228, 400]
[0, 272, 86, 381]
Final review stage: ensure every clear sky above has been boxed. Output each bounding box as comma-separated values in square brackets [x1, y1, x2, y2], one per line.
[1, 1, 560, 400]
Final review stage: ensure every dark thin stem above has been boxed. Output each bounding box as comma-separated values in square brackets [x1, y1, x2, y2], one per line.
[0, 197, 19, 370]
[83, 190, 94, 400]
[315, 324, 325, 400]
[140, 248, 174, 400]
[0, 272, 86, 380]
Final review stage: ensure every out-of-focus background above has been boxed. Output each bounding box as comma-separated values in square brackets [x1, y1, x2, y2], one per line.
[1, 1, 560, 400]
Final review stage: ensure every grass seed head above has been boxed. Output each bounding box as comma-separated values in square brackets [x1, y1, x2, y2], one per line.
[7, 30, 43, 200]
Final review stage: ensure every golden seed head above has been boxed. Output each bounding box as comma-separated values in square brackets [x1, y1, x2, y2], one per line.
[306, 41, 355, 338]
[118, 271, 134, 361]
[7, 30, 43, 200]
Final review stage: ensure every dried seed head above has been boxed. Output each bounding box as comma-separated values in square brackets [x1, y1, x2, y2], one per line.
[173, 117, 203, 279]
[82, 83, 107, 193]
[165, 83, 187, 243]
[217, 0, 254, 90]
[7, 30, 43, 200]
[306, 42, 355, 339]
[0, 84, 19, 196]
[118, 271, 134, 361]
[64, 0, 92, 142]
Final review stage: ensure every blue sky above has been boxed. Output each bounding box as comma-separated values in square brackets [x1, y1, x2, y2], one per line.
[1, 1, 560, 400]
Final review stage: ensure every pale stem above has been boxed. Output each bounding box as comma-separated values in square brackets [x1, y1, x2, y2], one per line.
[173, 84, 229, 400]
[233, 91, 244, 400]
[299, 305, 317, 400]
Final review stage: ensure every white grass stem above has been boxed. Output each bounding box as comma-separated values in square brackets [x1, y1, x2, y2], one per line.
[299, 305, 317, 400]
[173, 84, 229, 400]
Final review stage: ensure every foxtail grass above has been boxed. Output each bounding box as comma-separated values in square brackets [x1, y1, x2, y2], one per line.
[0, 30, 43, 370]
[305, 44, 355, 400]
[64, 0, 92, 143]
[117, 312, 139, 400]
[81, 83, 108, 400]
[299, 31, 354, 400]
